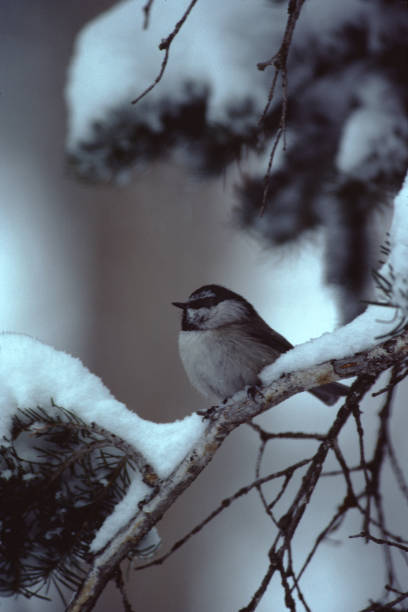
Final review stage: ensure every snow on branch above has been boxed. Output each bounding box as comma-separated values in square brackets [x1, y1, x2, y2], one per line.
[67, 172, 408, 610]
[261, 171, 408, 385]
[1, 173, 407, 609]
[373, 172, 408, 333]
[0, 333, 204, 483]
[66, 328, 408, 612]
[0, 332, 203, 599]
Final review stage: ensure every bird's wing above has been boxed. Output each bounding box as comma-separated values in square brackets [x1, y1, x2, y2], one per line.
[244, 314, 294, 355]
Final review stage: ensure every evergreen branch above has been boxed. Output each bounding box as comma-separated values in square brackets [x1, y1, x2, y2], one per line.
[0, 403, 148, 599]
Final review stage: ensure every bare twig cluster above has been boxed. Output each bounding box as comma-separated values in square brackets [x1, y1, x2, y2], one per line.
[134, 0, 307, 216]
[240, 366, 408, 611]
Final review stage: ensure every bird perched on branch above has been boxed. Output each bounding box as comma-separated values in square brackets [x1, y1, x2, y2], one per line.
[173, 284, 348, 406]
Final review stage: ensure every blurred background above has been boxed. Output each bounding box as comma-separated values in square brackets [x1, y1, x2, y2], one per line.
[1, 1, 408, 610]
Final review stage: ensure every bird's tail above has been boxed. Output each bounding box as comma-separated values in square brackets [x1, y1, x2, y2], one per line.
[309, 381, 349, 406]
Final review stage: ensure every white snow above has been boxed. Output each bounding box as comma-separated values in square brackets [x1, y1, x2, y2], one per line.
[0, 332, 204, 552]
[260, 304, 394, 385]
[336, 76, 408, 178]
[261, 171, 408, 385]
[0, 332, 204, 478]
[65, 0, 280, 149]
[89, 476, 161, 556]
[382, 171, 408, 319]
[65, 0, 372, 154]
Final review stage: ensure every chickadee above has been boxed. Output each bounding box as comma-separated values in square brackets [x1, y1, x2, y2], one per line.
[173, 284, 348, 406]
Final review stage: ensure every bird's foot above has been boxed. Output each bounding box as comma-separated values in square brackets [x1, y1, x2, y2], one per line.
[247, 384, 264, 402]
[197, 405, 221, 421]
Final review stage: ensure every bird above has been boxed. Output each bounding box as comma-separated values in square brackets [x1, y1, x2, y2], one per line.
[173, 284, 348, 406]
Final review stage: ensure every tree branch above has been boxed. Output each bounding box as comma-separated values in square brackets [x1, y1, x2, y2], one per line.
[132, 0, 199, 105]
[67, 328, 408, 612]
[257, 0, 306, 214]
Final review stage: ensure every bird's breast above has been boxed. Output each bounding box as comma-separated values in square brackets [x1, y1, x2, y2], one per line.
[178, 328, 275, 401]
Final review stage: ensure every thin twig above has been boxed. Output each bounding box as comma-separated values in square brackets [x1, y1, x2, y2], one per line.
[367, 367, 400, 584]
[134, 456, 312, 571]
[357, 589, 408, 612]
[132, 0, 199, 105]
[387, 434, 408, 504]
[240, 373, 379, 612]
[349, 532, 408, 554]
[114, 567, 135, 612]
[295, 505, 348, 587]
[329, 440, 358, 507]
[142, 0, 154, 29]
[254, 436, 278, 523]
[239, 545, 279, 612]
[257, 0, 306, 214]
[350, 401, 371, 536]
[276, 554, 297, 612]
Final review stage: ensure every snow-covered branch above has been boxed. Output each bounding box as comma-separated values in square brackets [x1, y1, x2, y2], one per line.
[66, 326, 408, 611]
[2, 174, 407, 608]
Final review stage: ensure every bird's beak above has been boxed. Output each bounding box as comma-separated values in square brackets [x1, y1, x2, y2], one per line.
[172, 301, 189, 309]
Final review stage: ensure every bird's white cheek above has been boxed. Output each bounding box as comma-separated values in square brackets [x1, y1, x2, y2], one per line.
[186, 307, 211, 328]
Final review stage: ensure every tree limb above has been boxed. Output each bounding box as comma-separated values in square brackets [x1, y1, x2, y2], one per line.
[131, 0, 199, 105]
[67, 328, 408, 612]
